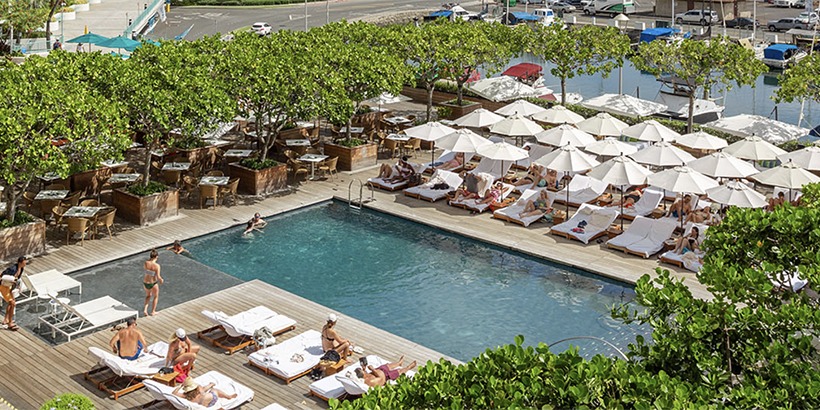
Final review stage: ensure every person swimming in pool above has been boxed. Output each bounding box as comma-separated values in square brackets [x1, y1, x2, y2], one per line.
[173, 378, 236, 407]
[355, 355, 417, 387]
[143, 249, 163, 317]
[166, 240, 189, 255]
[109, 318, 146, 360]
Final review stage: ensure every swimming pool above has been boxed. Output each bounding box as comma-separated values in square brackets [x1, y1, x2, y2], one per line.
[186, 201, 643, 361]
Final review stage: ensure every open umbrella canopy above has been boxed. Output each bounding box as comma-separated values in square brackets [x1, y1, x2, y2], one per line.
[535, 124, 596, 147]
[364, 92, 411, 106]
[706, 180, 767, 208]
[705, 114, 809, 144]
[588, 155, 653, 187]
[466, 76, 542, 102]
[535, 143, 600, 172]
[576, 112, 629, 137]
[621, 120, 680, 143]
[723, 135, 787, 161]
[647, 166, 719, 195]
[688, 152, 759, 179]
[454, 108, 505, 129]
[403, 121, 456, 142]
[489, 114, 543, 137]
[494, 99, 548, 117]
[750, 160, 820, 189]
[476, 141, 529, 162]
[436, 129, 492, 153]
[66, 32, 109, 44]
[777, 145, 820, 171]
[583, 137, 639, 157]
[530, 105, 585, 125]
[97, 35, 141, 51]
[581, 93, 668, 118]
[630, 141, 696, 167]
[675, 131, 728, 151]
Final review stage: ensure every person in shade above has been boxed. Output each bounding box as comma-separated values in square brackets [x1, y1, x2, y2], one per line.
[355, 355, 417, 387]
[322, 314, 354, 358]
[143, 249, 164, 316]
[109, 318, 147, 360]
[0, 256, 28, 331]
[173, 377, 236, 407]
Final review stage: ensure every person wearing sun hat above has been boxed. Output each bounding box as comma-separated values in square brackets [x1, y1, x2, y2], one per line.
[321, 313, 354, 358]
[172, 377, 237, 407]
[165, 328, 200, 376]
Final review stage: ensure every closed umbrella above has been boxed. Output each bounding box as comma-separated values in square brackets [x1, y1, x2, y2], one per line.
[530, 105, 585, 125]
[688, 152, 759, 179]
[535, 124, 596, 147]
[588, 155, 654, 228]
[630, 141, 696, 168]
[489, 114, 543, 146]
[723, 135, 787, 161]
[706, 180, 767, 209]
[364, 92, 411, 106]
[621, 120, 680, 143]
[436, 129, 493, 154]
[675, 131, 728, 151]
[494, 99, 547, 117]
[454, 108, 505, 129]
[583, 137, 638, 157]
[404, 121, 457, 164]
[476, 141, 529, 177]
[777, 145, 820, 171]
[576, 112, 629, 137]
[647, 166, 719, 229]
[535, 144, 601, 213]
[750, 160, 820, 200]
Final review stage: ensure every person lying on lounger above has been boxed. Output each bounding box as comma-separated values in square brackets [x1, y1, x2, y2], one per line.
[685, 207, 711, 224]
[109, 318, 147, 361]
[766, 191, 786, 211]
[608, 187, 643, 207]
[435, 152, 465, 171]
[322, 313, 354, 358]
[674, 226, 701, 255]
[355, 355, 417, 387]
[519, 190, 553, 218]
[512, 164, 546, 187]
[545, 169, 558, 189]
[667, 195, 692, 220]
[173, 377, 236, 407]
[377, 156, 416, 183]
[476, 182, 509, 205]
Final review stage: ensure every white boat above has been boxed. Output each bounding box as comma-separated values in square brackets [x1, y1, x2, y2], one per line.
[760, 44, 807, 69]
[653, 77, 724, 124]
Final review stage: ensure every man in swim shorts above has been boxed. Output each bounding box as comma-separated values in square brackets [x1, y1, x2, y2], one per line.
[109, 318, 147, 360]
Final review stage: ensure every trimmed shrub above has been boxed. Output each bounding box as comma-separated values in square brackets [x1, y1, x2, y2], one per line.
[40, 393, 95, 410]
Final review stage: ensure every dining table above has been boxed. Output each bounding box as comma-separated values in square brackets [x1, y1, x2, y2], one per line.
[285, 139, 311, 147]
[299, 154, 329, 180]
[35, 190, 69, 201]
[199, 176, 230, 186]
[224, 149, 255, 158]
[161, 162, 191, 171]
[109, 173, 142, 184]
[63, 206, 106, 219]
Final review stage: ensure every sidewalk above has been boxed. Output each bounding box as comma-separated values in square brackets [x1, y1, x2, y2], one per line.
[58, 0, 149, 41]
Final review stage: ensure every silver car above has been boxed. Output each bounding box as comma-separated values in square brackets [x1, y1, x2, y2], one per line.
[767, 17, 808, 31]
[551, 1, 577, 13]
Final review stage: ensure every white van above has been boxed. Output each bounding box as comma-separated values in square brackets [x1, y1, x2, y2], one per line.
[532, 8, 557, 25]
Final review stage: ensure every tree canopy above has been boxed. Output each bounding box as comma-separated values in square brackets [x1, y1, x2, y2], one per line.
[776, 53, 820, 104]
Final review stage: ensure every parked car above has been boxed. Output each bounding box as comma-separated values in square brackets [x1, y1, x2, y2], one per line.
[796, 11, 818, 25]
[724, 17, 759, 29]
[567, 0, 590, 6]
[773, 0, 798, 7]
[675, 9, 719, 26]
[524, 0, 546, 4]
[767, 17, 809, 31]
[551, 1, 576, 13]
[251, 22, 271, 36]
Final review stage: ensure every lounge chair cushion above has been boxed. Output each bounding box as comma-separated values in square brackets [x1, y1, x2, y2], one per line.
[248, 330, 323, 380]
[88, 341, 169, 377]
[143, 370, 254, 410]
[309, 355, 388, 400]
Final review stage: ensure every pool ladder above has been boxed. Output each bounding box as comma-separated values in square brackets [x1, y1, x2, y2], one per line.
[348, 179, 374, 209]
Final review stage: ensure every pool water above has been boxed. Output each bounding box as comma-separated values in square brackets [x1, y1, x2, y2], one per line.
[186, 201, 643, 361]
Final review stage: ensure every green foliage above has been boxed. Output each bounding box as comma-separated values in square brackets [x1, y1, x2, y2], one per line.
[801, 182, 820, 208]
[0, 211, 34, 229]
[40, 393, 95, 410]
[334, 138, 368, 148]
[126, 181, 168, 197]
[174, 136, 207, 150]
[239, 158, 278, 170]
[436, 105, 453, 120]
[776, 53, 820, 104]
[1, 0, 49, 43]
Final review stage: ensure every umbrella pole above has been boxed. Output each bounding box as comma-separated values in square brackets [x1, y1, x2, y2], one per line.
[620, 184, 625, 231]
[431, 142, 436, 166]
[566, 178, 570, 215]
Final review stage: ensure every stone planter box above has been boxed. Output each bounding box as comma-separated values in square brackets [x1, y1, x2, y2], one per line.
[0, 217, 46, 262]
[229, 162, 287, 196]
[56, 11, 76, 21]
[112, 188, 179, 226]
[324, 142, 378, 172]
[70, 3, 89, 12]
[440, 100, 482, 120]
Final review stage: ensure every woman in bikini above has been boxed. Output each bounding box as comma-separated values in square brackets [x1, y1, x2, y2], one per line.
[355, 355, 417, 387]
[142, 249, 164, 317]
[477, 182, 508, 205]
[512, 164, 546, 187]
[322, 313, 353, 358]
[435, 152, 465, 171]
[173, 378, 236, 408]
[519, 190, 553, 218]
[674, 226, 701, 255]
[609, 187, 643, 207]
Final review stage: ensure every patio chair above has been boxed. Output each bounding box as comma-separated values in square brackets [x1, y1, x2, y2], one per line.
[62, 191, 82, 207]
[288, 159, 309, 183]
[40, 199, 61, 222]
[85, 342, 169, 400]
[94, 208, 117, 240]
[79, 198, 99, 207]
[383, 139, 400, 158]
[143, 371, 254, 410]
[22, 191, 37, 212]
[52, 205, 69, 230]
[181, 175, 199, 202]
[219, 178, 240, 206]
[200, 306, 296, 354]
[200, 185, 219, 209]
[403, 138, 422, 158]
[162, 169, 182, 187]
[206, 170, 224, 177]
[150, 161, 163, 178]
[45, 183, 66, 191]
[248, 330, 324, 383]
[67, 217, 91, 245]
[318, 157, 339, 180]
[16, 269, 82, 305]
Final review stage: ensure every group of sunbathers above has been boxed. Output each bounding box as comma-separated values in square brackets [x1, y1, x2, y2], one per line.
[511, 164, 557, 190]
[378, 156, 418, 184]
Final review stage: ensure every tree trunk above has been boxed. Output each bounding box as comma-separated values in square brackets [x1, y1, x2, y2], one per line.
[560, 77, 567, 105]
[456, 80, 464, 106]
[426, 83, 434, 122]
[687, 92, 695, 134]
[256, 121, 266, 161]
[346, 117, 352, 140]
[143, 148, 153, 187]
[45, 0, 61, 49]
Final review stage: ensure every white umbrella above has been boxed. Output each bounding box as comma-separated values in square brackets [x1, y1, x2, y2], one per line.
[706, 180, 767, 208]
[466, 76, 542, 102]
[723, 135, 787, 161]
[535, 124, 596, 147]
[454, 108, 505, 129]
[581, 93, 668, 118]
[436, 129, 493, 154]
[535, 144, 601, 213]
[688, 152, 759, 179]
[583, 137, 639, 157]
[675, 131, 728, 151]
[588, 155, 654, 228]
[630, 141, 697, 167]
[750, 160, 820, 192]
[530, 105, 585, 125]
[494, 99, 548, 117]
[705, 114, 809, 145]
[621, 120, 680, 143]
[476, 141, 529, 175]
[489, 114, 544, 146]
[777, 145, 820, 171]
[363, 92, 411, 106]
[576, 112, 629, 137]
[647, 166, 720, 228]
[404, 121, 457, 163]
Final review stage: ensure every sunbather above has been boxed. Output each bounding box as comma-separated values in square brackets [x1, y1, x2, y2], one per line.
[512, 164, 546, 187]
[609, 187, 643, 207]
[435, 152, 465, 171]
[355, 356, 417, 387]
[173, 377, 236, 408]
[166, 328, 200, 373]
[322, 314, 353, 358]
[477, 182, 509, 205]
[667, 195, 692, 220]
[377, 156, 416, 183]
[519, 190, 553, 218]
[109, 318, 147, 360]
[674, 226, 701, 255]
[766, 191, 786, 211]
[685, 207, 711, 224]
[545, 169, 558, 189]
[143, 249, 163, 317]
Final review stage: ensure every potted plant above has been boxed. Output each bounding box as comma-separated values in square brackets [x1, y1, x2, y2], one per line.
[113, 181, 179, 226]
[439, 98, 482, 119]
[323, 137, 378, 172]
[0, 211, 46, 262]
[229, 158, 287, 195]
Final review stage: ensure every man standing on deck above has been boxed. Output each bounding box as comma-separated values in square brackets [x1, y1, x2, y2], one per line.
[110, 318, 147, 360]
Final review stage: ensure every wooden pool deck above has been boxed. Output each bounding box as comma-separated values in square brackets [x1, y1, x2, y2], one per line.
[0, 161, 708, 409]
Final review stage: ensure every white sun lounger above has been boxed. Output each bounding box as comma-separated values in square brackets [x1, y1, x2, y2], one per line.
[199, 306, 296, 355]
[422, 151, 475, 174]
[449, 182, 515, 213]
[367, 163, 425, 191]
[403, 170, 462, 202]
[308, 355, 389, 401]
[660, 222, 709, 268]
[15, 269, 82, 304]
[550, 204, 620, 244]
[620, 188, 664, 221]
[143, 371, 254, 410]
[606, 216, 656, 252]
[554, 175, 609, 207]
[493, 189, 556, 227]
[607, 216, 677, 258]
[85, 342, 168, 399]
[39, 295, 138, 342]
[469, 157, 514, 181]
[248, 329, 324, 383]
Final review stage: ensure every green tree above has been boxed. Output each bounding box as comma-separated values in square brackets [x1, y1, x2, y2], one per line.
[775, 53, 820, 105]
[632, 37, 767, 133]
[527, 24, 630, 106]
[389, 22, 450, 122]
[1, 0, 48, 43]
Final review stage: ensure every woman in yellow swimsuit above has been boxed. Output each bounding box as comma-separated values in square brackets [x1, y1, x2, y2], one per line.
[143, 249, 164, 316]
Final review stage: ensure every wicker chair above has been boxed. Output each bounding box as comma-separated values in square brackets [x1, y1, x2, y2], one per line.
[162, 169, 182, 187]
[39, 199, 62, 222]
[287, 159, 309, 183]
[181, 175, 199, 202]
[383, 139, 400, 158]
[403, 138, 422, 158]
[62, 191, 82, 207]
[206, 170, 224, 177]
[52, 205, 69, 229]
[66, 217, 90, 246]
[22, 191, 37, 212]
[200, 184, 219, 209]
[218, 178, 240, 206]
[318, 157, 338, 181]
[94, 208, 117, 240]
[79, 199, 99, 207]
[45, 184, 66, 191]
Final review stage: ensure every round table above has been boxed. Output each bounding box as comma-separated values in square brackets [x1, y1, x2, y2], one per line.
[48, 297, 71, 314]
